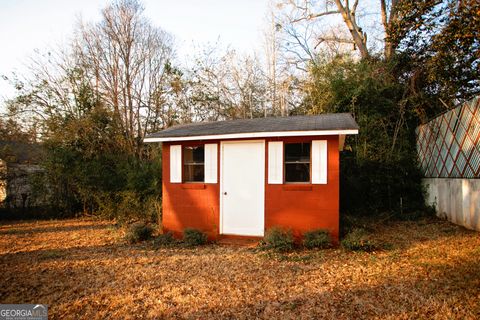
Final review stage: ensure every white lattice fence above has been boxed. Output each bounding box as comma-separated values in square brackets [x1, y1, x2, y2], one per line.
[416, 97, 480, 178]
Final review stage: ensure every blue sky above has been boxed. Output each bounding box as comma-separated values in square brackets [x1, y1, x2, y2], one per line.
[0, 0, 270, 102]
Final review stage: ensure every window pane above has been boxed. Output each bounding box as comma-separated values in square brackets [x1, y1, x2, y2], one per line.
[285, 143, 310, 162]
[183, 146, 205, 182]
[285, 163, 310, 182]
[284, 142, 311, 182]
[184, 164, 205, 182]
[184, 146, 204, 164]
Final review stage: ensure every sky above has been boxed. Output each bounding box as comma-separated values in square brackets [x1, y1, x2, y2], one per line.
[0, 0, 270, 103]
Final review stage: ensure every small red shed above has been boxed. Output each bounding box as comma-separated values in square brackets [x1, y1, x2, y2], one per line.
[144, 114, 358, 242]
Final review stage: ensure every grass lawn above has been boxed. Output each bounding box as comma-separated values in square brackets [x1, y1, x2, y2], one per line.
[0, 217, 479, 319]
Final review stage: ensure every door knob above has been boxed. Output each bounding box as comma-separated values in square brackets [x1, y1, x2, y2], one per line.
[224, 192, 227, 195]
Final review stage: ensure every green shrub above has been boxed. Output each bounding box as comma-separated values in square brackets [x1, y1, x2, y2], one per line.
[263, 227, 294, 252]
[125, 222, 154, 244]
[303, 229, 331, 249]
[93, 192, 161, 223]
[341, 228, 377, 252]
[183, 228, 207, 246]
[153, 232, 175, 247]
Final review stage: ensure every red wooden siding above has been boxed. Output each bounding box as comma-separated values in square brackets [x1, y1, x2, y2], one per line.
[161, 135, 340, 242]
[264, 136, 339, 242]
[162, 142, 220, 239]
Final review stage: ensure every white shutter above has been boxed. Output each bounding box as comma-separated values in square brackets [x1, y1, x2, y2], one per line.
[170, 145, 182, 183]
[268, 141, 283, 184]
[312, 140, 328, 184]
[204, 143, 218, 183]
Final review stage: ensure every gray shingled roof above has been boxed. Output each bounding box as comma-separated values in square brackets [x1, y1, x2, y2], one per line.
[146, 113, 358, 139]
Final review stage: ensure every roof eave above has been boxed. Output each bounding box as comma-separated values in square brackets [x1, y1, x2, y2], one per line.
[144, 129, 359, 143]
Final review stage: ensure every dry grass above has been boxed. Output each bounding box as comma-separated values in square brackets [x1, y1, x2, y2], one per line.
[0, 217, 479, 319]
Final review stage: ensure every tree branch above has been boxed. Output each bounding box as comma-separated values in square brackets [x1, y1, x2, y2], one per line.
[291, 10, 340, 23]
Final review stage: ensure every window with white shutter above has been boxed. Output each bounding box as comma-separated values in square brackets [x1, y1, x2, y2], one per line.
[170, 145, 182, 183]
[311, 140, 327, 184]
[204, 143, 218, 183]
[268, 141, 283, 184]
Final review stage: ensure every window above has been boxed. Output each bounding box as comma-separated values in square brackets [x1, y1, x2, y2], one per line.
[284, 143, 311, 183]
[183, 146, 204, 182]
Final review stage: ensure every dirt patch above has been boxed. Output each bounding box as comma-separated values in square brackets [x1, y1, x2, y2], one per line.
[0, 218, 479, 319]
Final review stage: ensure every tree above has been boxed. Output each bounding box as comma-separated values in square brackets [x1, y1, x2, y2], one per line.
[394, 0, 480, 109]
[277, 0, 411, 63]
[278, 0, 370, 63]
[304, 56, 425, 215]
[4, 53, 101, 140]
[289, 0, 479, 216]
[333, 0, 369, 58]
[185, 46, 270, 120]
[263, 6, 302, 116]
[264, 9, 280, 115]
[5, 0, 175, 157]
[3, 0, 168, 219]
[73, 0, 175, 155]
[0, 117, 36, 143]
[380, 0, 400, 59]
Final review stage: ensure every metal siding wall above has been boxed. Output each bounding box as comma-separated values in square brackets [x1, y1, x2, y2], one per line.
[424, 178, 480, 231]
[416, 97, 480, 178]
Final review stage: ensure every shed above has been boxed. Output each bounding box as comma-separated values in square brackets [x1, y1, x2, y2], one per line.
[144, 113, 359, 242]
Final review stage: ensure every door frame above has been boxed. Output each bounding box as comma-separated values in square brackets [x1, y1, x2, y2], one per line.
[219, 139, 265, 236]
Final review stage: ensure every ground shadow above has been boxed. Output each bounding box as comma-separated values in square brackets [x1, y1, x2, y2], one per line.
[0, 222, 113, 235]
[178, 256, 480, 319]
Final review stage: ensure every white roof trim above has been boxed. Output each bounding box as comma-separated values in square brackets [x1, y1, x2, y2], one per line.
[144, 129, 358, 142]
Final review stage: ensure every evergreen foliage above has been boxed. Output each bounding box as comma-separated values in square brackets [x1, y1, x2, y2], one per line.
[125, 222, 155, 243]
[183, 228, 208, 246]
[263, 227, 295, 252]
[303, 229, 331, 249]
[301, 57, 426, 216]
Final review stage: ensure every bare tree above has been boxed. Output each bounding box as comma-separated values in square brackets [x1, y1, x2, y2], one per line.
[184, 45, 270, 120]
[264, 9, 279, 116]
[278, 0, 368, 60]
[279, 0, 400, 61]
[5, 0, 175, 157]
[4, 48, 93, 135]
[334, 0, 369, 58]
[73, 0, 174, 154]
[262, 3, 304, 117]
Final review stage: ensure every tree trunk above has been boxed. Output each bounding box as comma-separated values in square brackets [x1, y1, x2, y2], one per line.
[381, 0, 399, 60]
[334, 0, 370, 59]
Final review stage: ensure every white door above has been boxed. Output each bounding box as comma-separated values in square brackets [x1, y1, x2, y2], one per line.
[221, 140, 265, 236]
